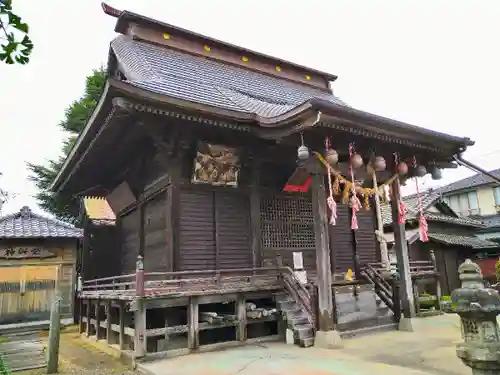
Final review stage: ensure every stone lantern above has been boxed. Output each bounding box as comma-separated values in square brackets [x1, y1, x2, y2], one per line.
[451, 259, 500, 374]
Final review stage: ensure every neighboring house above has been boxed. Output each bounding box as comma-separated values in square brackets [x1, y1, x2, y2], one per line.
[437, 167, 500, 218]
[382, 191, 499, 295]
[0, 206, 82, 325]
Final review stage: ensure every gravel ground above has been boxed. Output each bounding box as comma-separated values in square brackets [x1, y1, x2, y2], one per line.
[16, 330, 140, 375]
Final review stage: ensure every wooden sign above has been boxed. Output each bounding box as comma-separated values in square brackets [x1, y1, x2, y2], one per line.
[0, 247, 56, 259]
[192, 142, 240, 187]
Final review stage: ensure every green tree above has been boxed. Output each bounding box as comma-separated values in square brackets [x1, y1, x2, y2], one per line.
[0, 0, 33, 64]
[27, 67, 106, 223]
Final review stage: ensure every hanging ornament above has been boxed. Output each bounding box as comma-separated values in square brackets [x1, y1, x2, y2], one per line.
[412, 156, 429, 242]
[393, 153, 408, 224]
[431, 166, 442, 180]
[325, 137, 337, 226]
[415, 165, 427, 177]
[349, 143, 360, 229]
[397, 161, 408, 176]
[374, 156, 386, 172]
[350, 153, 364, 169]
[297, 133, 309, 161]
[325, 149, 339, 166]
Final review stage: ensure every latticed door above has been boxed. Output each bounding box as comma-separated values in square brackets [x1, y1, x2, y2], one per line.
[260, 193, 316, 271]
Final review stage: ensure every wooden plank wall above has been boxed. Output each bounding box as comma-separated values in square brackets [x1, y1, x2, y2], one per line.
[143, 192, 169, 272]
[0, 240, 77, 323]
[120, 209, 140, 274]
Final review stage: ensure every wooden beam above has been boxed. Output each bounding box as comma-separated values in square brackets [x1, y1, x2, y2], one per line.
[187, 296, 199, 350]
[390, 177, 416, 320]
[165, 182, 175, 272]
[310, 172, 335, 331]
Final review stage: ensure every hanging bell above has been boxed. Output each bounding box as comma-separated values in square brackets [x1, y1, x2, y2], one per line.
[350, 153, 364, 169]
[373, 156, 386, 172]
[415, 165, 427, 177]
[431, 167, 442, 180]
[397, 161, 408, 176]
[297, 145, 310, 161]
[325, 149, 339, 166]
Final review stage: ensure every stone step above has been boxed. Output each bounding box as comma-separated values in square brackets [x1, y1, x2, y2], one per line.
[296, 336, 315, 347]
[293, 323, 314, 339]
[287, 315, 310, 327]
[340, 322, 398, 339]
[337, 314, 395, 332]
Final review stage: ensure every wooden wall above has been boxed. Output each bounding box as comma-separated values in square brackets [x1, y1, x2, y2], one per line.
[0, 239, 77, 324]
[106, 130, 380, 278]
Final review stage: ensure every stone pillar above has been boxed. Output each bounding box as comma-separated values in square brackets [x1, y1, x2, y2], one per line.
[390, 177, 415, 331]
[310, 171, 342, 348]
[452, 259, 500, 375]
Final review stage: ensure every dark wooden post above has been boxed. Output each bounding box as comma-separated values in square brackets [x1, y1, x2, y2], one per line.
[118, 300, 125, 350]
[105, 300, 112, 344]
[95, 299, 101, 339]
[134, 255, 146, 358]
[390, 177, 416, 328]
[309, 166, 342, 348]
[429, 249, 442, 312]
[249, 158, 262, 269]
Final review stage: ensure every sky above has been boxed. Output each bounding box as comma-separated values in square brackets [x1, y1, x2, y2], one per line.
[1, 0, 500, 216]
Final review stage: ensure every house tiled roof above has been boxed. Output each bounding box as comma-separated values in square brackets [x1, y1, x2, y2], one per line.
[82, 197, 116, 221]
[427, 232, 498, 249]
[381, 191, 441, 226]
[381, 191, 484, 227]
[0, 206, 83, 239]
[436, 168, 500, 195]
[111, 35, 346, 119]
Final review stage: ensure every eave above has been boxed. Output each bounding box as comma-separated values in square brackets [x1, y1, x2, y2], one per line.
[51, 78, 475, 194]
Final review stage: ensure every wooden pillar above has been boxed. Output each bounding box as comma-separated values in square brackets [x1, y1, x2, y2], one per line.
[236, 294, 247, 341]
[250, 159, 262, 268]
[95, 299, 101, 339]
[105, 300, 112, 344]
[390, 177, 416, 324]
[348, 209, 361, 279]
[134, 255, 146, 357]
[79, 299, 85, 334]
[85, 299, 91, 337]
[187, 296, 199, 350]
[310, 170, 334, 313]
[118, 300, 125, 350]
[429, 250, 442, 312]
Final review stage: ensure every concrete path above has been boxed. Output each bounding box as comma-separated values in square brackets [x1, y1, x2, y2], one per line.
[139, 314, 469, 375]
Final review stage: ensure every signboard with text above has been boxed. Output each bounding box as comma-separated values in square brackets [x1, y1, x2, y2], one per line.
[0, 247, 56, 259]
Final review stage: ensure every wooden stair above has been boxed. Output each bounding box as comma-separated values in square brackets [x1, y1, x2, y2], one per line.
[275, 292, 315, 347]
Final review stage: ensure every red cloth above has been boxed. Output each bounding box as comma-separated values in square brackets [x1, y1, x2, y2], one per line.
[476, 258, 497, 278]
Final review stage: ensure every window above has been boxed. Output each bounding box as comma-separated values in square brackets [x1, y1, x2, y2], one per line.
[468, 191, 479, 213]
[494, 187, 500, 206]
[448, 192, 480, 216]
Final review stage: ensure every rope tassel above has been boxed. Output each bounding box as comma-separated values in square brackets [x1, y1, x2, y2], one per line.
[350, 194, 361, 230]
[325, 137, 337, 226]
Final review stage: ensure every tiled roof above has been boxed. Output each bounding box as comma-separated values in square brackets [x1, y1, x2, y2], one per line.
[82, 197, 116, 221]
[381, 191, 484, 227]
[111, 35, 346, 119]
[436, 168, 500, 195]
[0, 206, 83, 239]
[381, 191, 441, 226]
[424, 212, 484, 228]
[427, 232, 498, 249]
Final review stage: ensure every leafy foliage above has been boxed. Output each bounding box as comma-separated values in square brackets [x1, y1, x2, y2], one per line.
[27, 68, 107, 223]
[0, 0, 33, 65]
